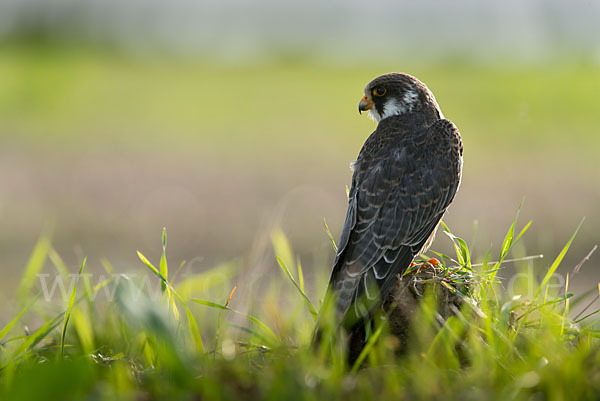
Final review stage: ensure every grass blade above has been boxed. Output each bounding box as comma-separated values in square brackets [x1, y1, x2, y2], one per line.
[323, 218, 338, 253]
[48, 248, 70, 279]
[13, 315, 63, 359]
[276, 257, 318, 320]
[514, 220, 532, 244]
[297, 257, 305, 293]
[190, 298, 280, 345]
[137, 251, 163, 279]
[17, 237, 51, 304]
[535, 220, 583, 299]
[271, 229, 317, 319]
[61, 257, 86, 355]
[160, 228, 168, 293]
[185, 307, 204, 352]
[0, 292, 41, 342]
[350, 324, 384, 373]
[271, 229, 294, 272]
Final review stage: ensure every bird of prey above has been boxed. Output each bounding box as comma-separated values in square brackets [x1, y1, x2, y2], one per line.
[319, 72, 463, 341]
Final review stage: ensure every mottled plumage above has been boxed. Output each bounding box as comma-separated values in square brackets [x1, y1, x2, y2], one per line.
[324, 73, 463, 330]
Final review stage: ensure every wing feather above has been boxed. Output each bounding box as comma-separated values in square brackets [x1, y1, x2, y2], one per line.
[327, 117, 463, 324]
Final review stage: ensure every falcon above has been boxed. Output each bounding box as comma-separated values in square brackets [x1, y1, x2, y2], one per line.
[318, 72, 463, 341]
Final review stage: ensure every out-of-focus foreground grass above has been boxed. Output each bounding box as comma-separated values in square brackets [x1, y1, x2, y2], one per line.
[0, 217, 599, 400]
[0, 43, 599, 305]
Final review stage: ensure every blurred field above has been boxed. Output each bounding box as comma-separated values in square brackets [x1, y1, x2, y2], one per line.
[0, 44, 599, 304]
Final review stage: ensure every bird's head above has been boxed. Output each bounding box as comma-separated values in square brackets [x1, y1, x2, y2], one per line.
[358, 73, 442, 123]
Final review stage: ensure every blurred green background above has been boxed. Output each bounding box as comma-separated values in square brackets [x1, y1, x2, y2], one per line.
[0, 1, 599, 309]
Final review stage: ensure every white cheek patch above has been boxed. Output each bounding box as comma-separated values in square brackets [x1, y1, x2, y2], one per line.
[368, 108, 382, 123]
[378, 89, 420, 121]
[381, 99, 406, 120]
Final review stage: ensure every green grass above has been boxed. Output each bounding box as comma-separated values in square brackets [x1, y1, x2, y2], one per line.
[0, 215, 599, 401]
[1, 46, 599, 166]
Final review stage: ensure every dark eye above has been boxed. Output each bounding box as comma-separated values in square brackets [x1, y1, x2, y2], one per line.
[373, 86, 386, 97]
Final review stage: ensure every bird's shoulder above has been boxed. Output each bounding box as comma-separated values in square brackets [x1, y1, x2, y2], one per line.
[354, 116, 460, 172]
[430, 118, 463, 157]
[355, 117, 421, 165]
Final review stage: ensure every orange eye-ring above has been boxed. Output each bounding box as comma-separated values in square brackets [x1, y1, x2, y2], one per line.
[372, 86, 386, 97]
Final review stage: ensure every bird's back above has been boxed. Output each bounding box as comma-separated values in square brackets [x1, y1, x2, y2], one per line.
[328, 114, 463, 328]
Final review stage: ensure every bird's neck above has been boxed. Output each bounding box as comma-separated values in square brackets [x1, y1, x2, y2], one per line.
[377, 105, 443, 127]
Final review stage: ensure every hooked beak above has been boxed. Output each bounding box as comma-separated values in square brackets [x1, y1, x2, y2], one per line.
[358, 95, 373, 114]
